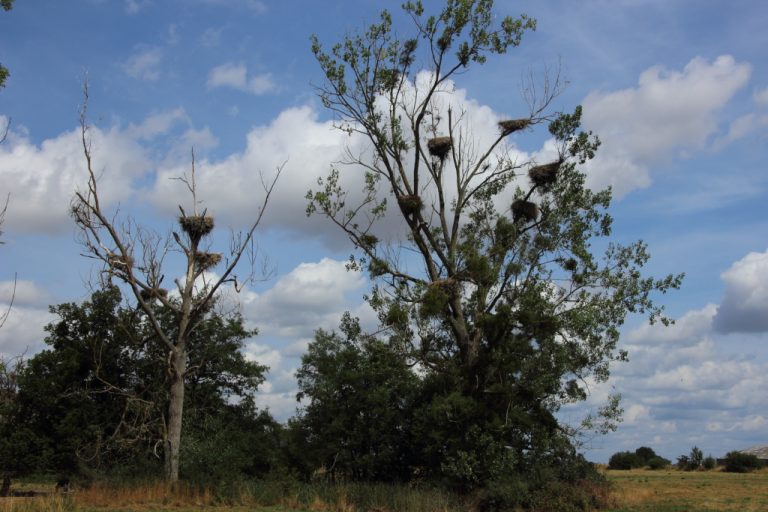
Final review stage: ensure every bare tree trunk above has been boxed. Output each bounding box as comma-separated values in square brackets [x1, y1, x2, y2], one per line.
[164, 347, 186, 482]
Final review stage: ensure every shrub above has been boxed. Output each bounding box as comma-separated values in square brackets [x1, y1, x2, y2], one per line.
[608, 451, 641, 470]
[634, 446, 657, 465]
[647, 456, 671, 470]
[723, 451, 764, 473]
[702, 455, 717, 470]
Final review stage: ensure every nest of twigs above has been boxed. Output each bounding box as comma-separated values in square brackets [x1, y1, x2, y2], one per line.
[140, 288, 168, 302]
[359, 234, 379, 249]
[529, 161, 561, 187]
[179, 215, 214, 242]
[195, 252, 223, 271]
[108, 254, 134, 271]
[498, 118, 530, 136]
[427, 136, 452, 159]
[511, 200, 539, 223]
[398, 194, 423, 216]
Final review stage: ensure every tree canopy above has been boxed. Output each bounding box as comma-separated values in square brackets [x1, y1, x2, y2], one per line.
[307, 0, 682, 499]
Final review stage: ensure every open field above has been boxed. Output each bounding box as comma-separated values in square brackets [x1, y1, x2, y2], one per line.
[3, 469, 768, 511]
[607, 468, 768, 512]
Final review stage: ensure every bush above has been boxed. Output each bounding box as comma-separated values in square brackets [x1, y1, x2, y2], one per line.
[702, 455, 717, 470]
[634, 446, 657, 465]
[723, 451, 764, 473]
[608, 451, 641, 470]
[647, 456, 671, 470]
[677, 446, 703, 471]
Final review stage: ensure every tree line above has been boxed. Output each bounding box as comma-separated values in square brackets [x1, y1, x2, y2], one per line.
[0, 0, 682, 509]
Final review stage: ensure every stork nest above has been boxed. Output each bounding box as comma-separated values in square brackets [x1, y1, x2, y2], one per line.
[511, 200, 539, 223]
[195, 252, 223, 271]
[140, 288, 168, 302]
[179, 215, 214, 241]
[359, 234, 379, 249]
[498, 118, 531, 136]
[529, 161, 561, 187]
[427, 136, 452, 159]
[398, 194, 423, 216]
[108, 254, 134, 270]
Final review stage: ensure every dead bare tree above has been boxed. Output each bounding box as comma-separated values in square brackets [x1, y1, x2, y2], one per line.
[71, 86, 282, 482]
[0, 195, 14, 331]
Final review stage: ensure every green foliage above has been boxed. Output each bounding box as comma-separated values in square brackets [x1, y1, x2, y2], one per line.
[308, 0, 682, 503]
[647, 456, 671, 470]
[0, 0, 14, 89]
[634, 446, 657, 465]
[723, 451, 764, 473]
[6, 286, 276, 482]
[608, 451, 641, 470]
[702, 455, 717, 470]
[294, 314, 420, 482]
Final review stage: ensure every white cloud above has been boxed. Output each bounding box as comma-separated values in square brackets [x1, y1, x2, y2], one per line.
[626, 304, 715, 345]
[123, 46, 163, 81]
[127, 108, 188, 140]
[582, 55, 751, 197]
[0, 124, 149, 234]
[242, 258, 366, 338]
[0, 304, 55, 358]
[125, 0, 151, 14]
[0, 280, 52, 307]
[192, 0, 266, 13]
[754, 87, 768, 108]
[714, 249, 768, 333]
[207, 63, 275, 95]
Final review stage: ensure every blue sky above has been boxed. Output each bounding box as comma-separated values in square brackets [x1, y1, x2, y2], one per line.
[1, 0, 767, 463]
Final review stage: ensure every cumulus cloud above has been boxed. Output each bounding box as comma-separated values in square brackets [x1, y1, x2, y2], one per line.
[0, 305, 55, 358]
[123, 46, 164, 81]
[0, 280, 52, 307]
[714, 249, 768, 333]
[626, 304, 716, 345]
[207, 63, 275, 95]
[582, 55, 751, 197]
[0, 123, 149, 234]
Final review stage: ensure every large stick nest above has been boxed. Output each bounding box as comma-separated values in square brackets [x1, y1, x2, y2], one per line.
[511, 200, 539, 223]
[179, 215, 214, 242]
[398, 194, 423, 216]
[427, 136, 452, 159]
[498, 118, 531, 136]
[529, 161, 561, 187]
[140, 287, 168, 302]
[195, 252, 223, 271]
[108, 254, 134, 271]
[359, 234, 379, 250]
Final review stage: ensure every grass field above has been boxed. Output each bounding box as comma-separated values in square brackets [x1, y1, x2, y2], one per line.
[2, 468, 768, 511]
[606, 468, 768, 512]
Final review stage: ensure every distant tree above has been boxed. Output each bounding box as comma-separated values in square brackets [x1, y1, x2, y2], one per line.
[647, 456, 670, 470]
[634, 446, 657, 465]
[308, 0, 681, 495]
[702, 455, 716, 470]
[71, 86, 281, 482]
[608, 451, 641, 470]
[723, 451, 763, 473]
[294, 314, 419, 482]
[688, 446, 703, 470]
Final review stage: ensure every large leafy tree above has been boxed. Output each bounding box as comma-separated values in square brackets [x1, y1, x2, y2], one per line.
[308, 0, 681, 490]
[4, 286, 277, 483]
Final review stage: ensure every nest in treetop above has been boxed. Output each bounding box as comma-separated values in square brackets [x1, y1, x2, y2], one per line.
[511, 200, 539, 223]
[179, 215, 214, 241]
[498, 118, 531, 136]
[398, 194, 423, 216]
[140, 287, 168, 302]
[359, 234, 379, 249]
[195, 252, 223, 271]
[108, 254, 134, 270]
[427, 136, 452, 159]
[529, 161, 561, 187]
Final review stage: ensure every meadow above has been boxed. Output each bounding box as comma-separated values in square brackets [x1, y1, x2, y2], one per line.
[2, 468, 767, 511]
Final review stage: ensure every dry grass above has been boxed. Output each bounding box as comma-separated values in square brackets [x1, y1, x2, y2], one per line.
[607, 467, 768, 511]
